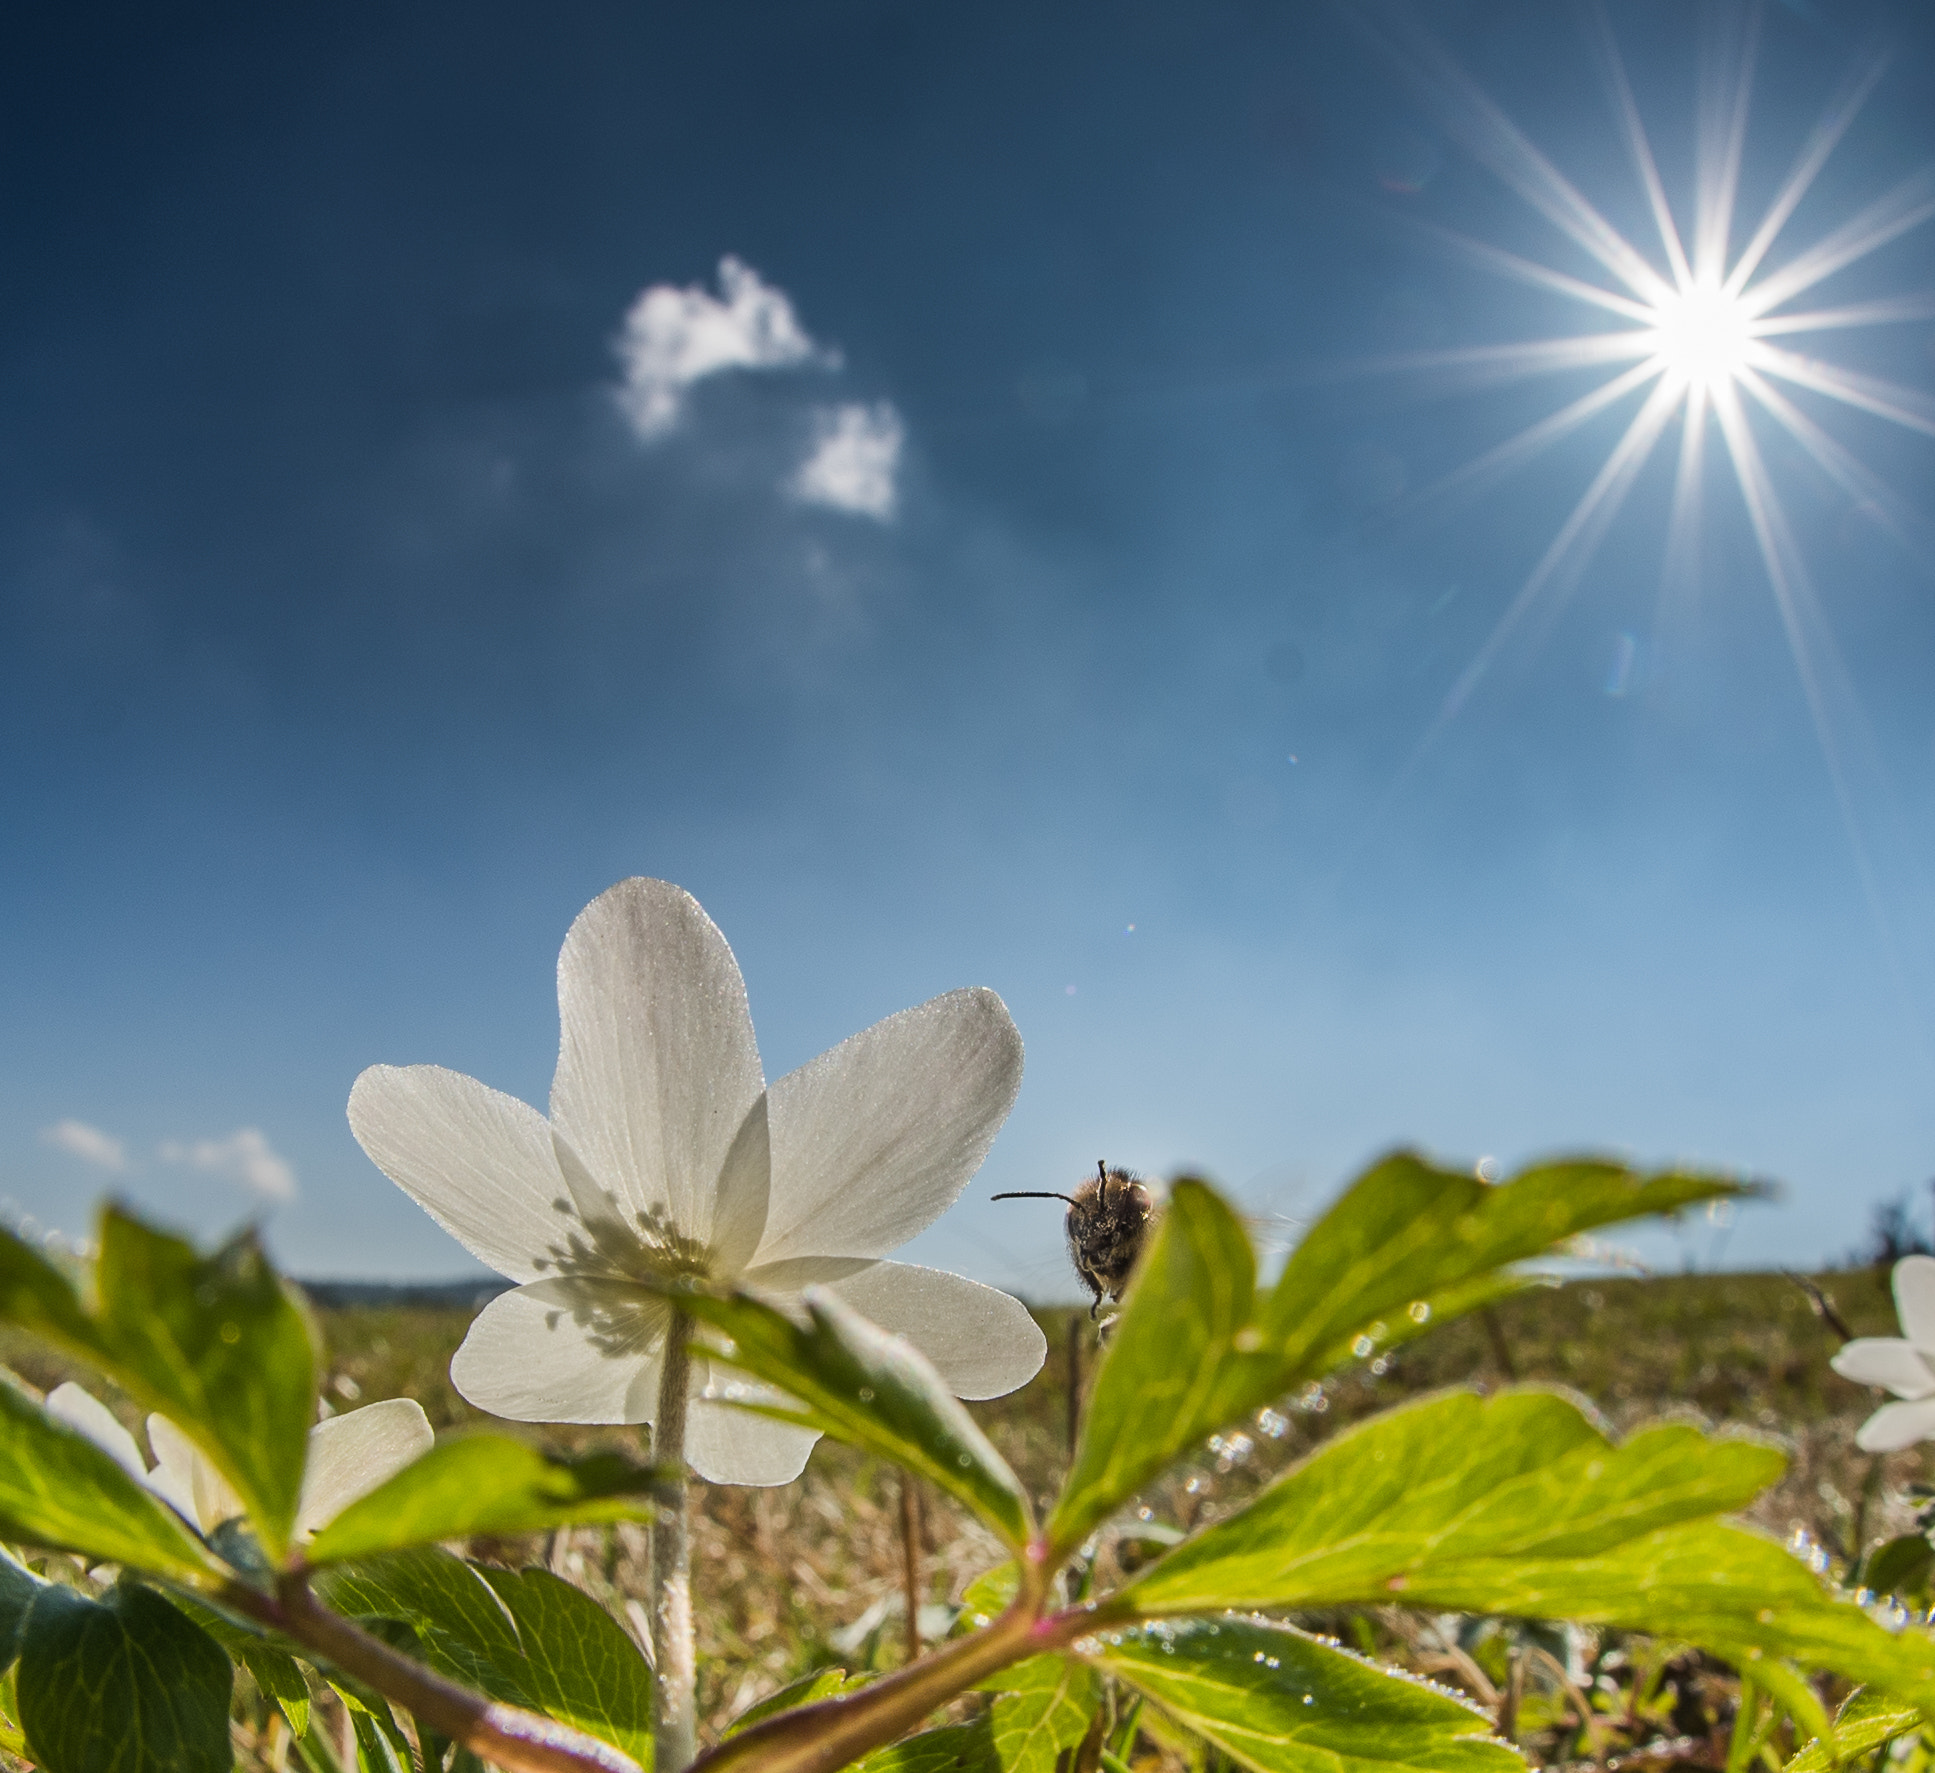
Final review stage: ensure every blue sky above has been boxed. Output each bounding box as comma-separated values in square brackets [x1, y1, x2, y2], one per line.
[5, 0, 1934, 1294]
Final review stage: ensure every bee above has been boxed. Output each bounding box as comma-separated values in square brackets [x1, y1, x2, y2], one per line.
[994, 1161, 1155, 1318]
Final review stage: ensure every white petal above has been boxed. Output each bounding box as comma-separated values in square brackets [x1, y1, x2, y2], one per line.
[1856, 1396, 1935, 1452]
[828, 1262, 1046, 1400]
[298, 1399, 435, 1536]
[740, 1254, 878, 1293]
[686, 1357, 820, 1486]
[46, 1383, 147, 1480]
[450, 1282, 665, 1425]
[147, 1415, 242, 1533]
[349, 1064, 573, 1283]
[1832, 1338, 1935, 1400]
[1895, 1256, 1935, 1353]
[550, 879, 769, 1269]
[754, 988, 1023, 1266]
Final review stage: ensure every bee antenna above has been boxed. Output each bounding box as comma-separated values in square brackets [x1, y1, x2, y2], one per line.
[992, 1191, 1081, 1206]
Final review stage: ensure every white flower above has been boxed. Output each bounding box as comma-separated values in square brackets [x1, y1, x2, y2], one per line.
[1831, 1255, 1935, 1451]
[46, 1381, 433, 1538]
[347, 877, 1046, 1487]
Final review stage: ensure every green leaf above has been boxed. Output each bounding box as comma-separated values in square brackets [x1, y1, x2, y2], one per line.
[305, 1437, 661, 1565]
[477, 1567, 654, 1768]
[855, 1719, 998, 1773]
[1048, 1182, 1257, 1555]
[957, 1565, 1021, 1633]
[724, 1669, 861, 1738]
[0, 1234, 112, 1365]
[16, 1581, 232, 1773]
[0, 1550, 39, 1672]
[1866, 1537, 1935, 1601]
[1123, 1390, 1783, 1612]
[1259, 1154, 1751, 1368]
[91, 1208, 319, 1558]
[1085, 1617, 1520, 1773]
[987, 1655, 1101, 1773]
[350, 1709, 411, 1773]
[316, 1546, 529, 1703]
[1122, 1390, 1935, 1708]
[1787, 1688, 1925, 1773]
[679, 1287, 1034, 1550]
[0, 1382, 220, 1580]
[241, 1640, 314, 1737]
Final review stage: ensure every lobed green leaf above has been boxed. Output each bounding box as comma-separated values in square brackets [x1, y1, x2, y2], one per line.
[1122, 1389, 1935, 1710]
[1122, 1389, 1783, 1611]
[15, 1580, 233, 1773]
[92, 1208, 319, 1559]
[1787, 1688, 1925, 1773]
[1049, 1160, 1752, 1553]
[680, 1287, 1034, 1550]
[304, 1436, 662, 1565]
[1049, 1182, 1258, 1554]
[1084, 1617, 1520, 1773]
[0, 1383, 221, 1581]
[855, 1720, 998, 1773]
[478, 1567, 654, 1768]
[985, 1654, 1100, 1773]
[725, 1669, 865, 1739]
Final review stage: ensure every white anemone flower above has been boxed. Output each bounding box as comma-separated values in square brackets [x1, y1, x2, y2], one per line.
[1831, 1255, 1935, 1452]
[46, 1381, 433, 1538]
[347, 877, 1046, 1487]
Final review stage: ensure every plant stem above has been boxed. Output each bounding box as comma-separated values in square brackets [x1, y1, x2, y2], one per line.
[654, 1309, 698, 1773]
[899, 1475, 923, 1663]
[217, 1577, 639, 1773]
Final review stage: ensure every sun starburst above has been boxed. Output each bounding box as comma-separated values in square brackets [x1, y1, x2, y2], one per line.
[1345, 4, 1935, 959]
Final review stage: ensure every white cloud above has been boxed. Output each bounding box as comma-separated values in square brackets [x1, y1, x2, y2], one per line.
[789, 402, 905, 521]
[160, 1128, 298, 1204]
[614, 255, 830, 440]
[40, 1119, 128, 1173]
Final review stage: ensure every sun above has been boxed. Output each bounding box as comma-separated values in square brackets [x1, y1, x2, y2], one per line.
[1647, 279, 1756, 392]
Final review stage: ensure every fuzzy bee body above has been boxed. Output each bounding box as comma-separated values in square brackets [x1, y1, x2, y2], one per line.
[994, 1162, 1155, 1317]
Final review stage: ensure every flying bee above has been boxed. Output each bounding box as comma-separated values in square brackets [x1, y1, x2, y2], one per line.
[994, 1161, 1155, 1318]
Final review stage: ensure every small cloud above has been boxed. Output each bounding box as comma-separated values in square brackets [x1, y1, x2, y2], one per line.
[614, 255, 830, 440]
[160, 1128, 298, 1204]
[789, 402, 905, 521]
[40, 1119, 128, 1173]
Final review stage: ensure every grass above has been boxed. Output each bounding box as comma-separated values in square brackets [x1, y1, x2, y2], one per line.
[3, 1263, 1922, 1770]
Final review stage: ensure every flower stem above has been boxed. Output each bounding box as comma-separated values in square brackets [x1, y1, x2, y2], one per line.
[217, 1576, 639, 1773]
[654, 1309, 698, 1773]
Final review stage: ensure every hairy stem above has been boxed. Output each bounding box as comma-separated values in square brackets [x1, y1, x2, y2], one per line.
[654, 1310, 698, 1773]
[218, 1577, 639, 1773]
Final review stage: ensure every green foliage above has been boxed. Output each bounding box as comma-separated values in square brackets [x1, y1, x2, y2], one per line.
[985, 1655, 1102, 1773]
[678, 1286, 1035, 1550]
[0, 1382, 220, 1580]
[726, 1669, 866, 1737]
[1866, 1536, 1935, 1602]
[0, 1208, 318, 1559]
[317, 1547, 654, 1760]
[1048, 1157, 1752, 1554]
[304, 1435, 662, 1564]
[1086, 1617, 1522, 1773]
[478, 1566, 656, 1767]
[14, 1579, 232, 1773]
[1788, 1689, 1926, 1773]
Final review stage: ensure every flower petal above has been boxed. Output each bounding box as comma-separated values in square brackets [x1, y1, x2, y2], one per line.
[550, 879, 769, 1268]
[686, 1358, 820, 1486]
[1832, 1337, 1935, 1400]
[349, 1064, 572, 1283]
[146, 1415, 243, 1533]
[827, 1261, 1047, 1399]
[298, 1399, 436, 1536]
[46, 1383, 147, 1480]
[1856, 1396, 1935, 1452]
[754, 988, 1024, 1266]
[740, 1255, 879, 1293]
[1895, 1255, 1935, 1354]
[450, 1282, 665, 1425]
